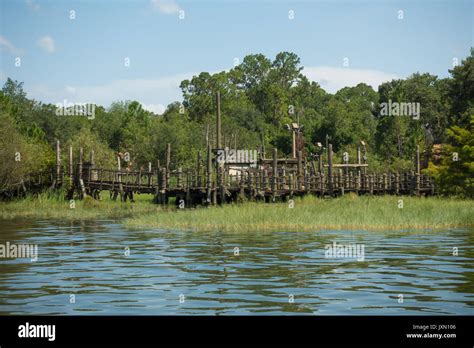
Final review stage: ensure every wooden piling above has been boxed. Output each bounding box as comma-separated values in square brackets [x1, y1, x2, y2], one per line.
[160, 167, 167, 205]
[297, 150, 303, 190]
[416, 145, 420, 196]
[328, 144, 334, 196]
[55, 140, 61, 186]
[166, 143, 171, 189]
[357, 146, 361, 166]
[147, 162, 152, 186]
[395, 172, 400, 194]
[88, 150, 95, 184]
[272, 148, 278, 199]
[177, 167, 183, 189]
[69, 146, 73, 185]
[216, 92, 222, 149]
[78, 147, 86, 197]
[117, 155, 124, 200]
[197, 151, 202, 187]
[206, 141, 212, 204]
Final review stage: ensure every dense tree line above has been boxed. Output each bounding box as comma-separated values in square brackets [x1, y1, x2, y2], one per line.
[0, 49, 472, 197]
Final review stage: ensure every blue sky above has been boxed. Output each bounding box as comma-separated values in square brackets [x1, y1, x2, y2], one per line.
[0, 0, 472, 113]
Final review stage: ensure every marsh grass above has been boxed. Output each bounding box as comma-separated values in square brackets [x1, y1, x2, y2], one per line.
[0, 191, 160, 220]
[1, 192, 472, 231]
[125, 194, 474, 232]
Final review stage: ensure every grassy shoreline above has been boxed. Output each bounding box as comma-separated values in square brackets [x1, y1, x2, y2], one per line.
[0, 192, 472, 232]
[125, 195, 474, 232]
[0, 192, 160, 220]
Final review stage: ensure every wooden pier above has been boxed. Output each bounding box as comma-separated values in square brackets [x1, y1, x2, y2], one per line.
[1, 93, 435, 203]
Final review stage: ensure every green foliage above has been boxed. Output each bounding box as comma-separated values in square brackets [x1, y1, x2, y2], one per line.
[448, 48, 474, 129]
[0, 49, 472, 197]
[66, 128, 116, 169]
[427, 116, 474, 198]
[0, 107, 53, 191]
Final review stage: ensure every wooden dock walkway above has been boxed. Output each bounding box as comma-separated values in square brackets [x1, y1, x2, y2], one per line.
[1, 93, 435, 203]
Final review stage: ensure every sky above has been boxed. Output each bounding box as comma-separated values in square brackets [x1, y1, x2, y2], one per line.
[0, 0, 472, 114]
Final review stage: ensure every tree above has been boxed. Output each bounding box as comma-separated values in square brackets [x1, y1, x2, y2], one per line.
[447, 48, 474, 129]
[427, 115, 473, 197]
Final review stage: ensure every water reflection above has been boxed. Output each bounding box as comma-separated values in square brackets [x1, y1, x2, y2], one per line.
[0, 220, 472, 315]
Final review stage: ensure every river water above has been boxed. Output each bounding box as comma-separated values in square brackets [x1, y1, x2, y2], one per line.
[0, 220, 472, 315]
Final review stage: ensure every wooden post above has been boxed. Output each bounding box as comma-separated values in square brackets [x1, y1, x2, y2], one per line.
[88, 150, 95, 184]
[416, 145, 420, 196]
[215, 92, 224, 204]
[292, 131, 296, 158]
[356, 170, 361, 193]
[318, 152, 323, 174]
[148, 162, 152, 186]
[320, 172, 325, 196]
[78, 147, 86, 197]
[78, 147, 83, 182]
[55, 140, 61, 186]
[328, 144, 334, 196]
[247, 171, 253, 198]
[272, 148, 278, 199]
[206, 142, 212, 204]
[395, 172, 400, 194]
[154, 160, 160, 201]
[69, 146, 73, 185]
[255, 171, 260, 192]
[197, 151, 202, 187]
[263, 169, 268, 192]
[166, 143, 171, 189]
[177, 167, 183, 189]
[217, 165, 224, 205]
[297, 150, 303, 190]
[337, 171, 342, 194]
[186, 171, 191, 207]
[161, 167, 167, 205]
[216, 92, 222, 149]
[117, 155, 124, 200]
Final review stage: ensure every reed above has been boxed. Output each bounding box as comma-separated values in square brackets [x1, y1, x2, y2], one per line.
[124, 194, 474, 232]
[0, 191, 160, 220]
[1, 193, 472, 232]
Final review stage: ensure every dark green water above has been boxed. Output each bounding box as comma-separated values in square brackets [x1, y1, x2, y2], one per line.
[0, 219, 472, 315]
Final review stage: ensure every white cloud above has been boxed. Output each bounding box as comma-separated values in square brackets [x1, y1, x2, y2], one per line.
[303, 66, 399, 93]
[65, 85, 76, 94]
[24, 67, 400, 115]
[27, 73, 193, 115]
[25, 0, 40, 11]
[151, 0, 181, 15]
[37, 36, 55, 53]
[0, 35, 23, 55]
